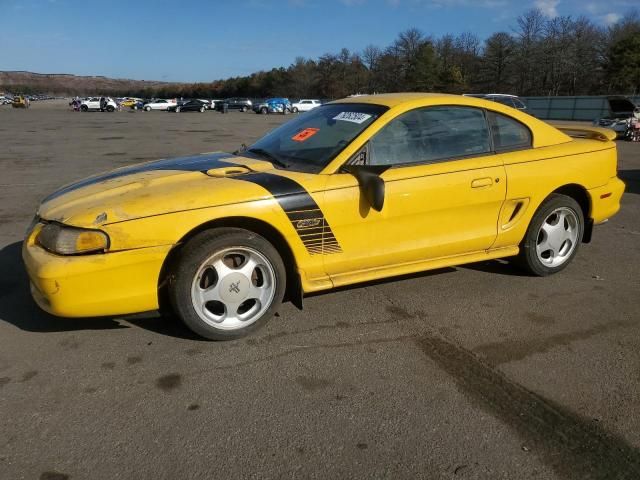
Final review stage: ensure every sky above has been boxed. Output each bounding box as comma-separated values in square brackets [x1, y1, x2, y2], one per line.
[0, 0, 637, 82]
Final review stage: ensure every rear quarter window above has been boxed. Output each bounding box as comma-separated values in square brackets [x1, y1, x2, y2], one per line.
[488, 111, 532, 151]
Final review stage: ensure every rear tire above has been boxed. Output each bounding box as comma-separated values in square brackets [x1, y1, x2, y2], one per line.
[516, 193, 584, 276]
[169, 228, 286, 340]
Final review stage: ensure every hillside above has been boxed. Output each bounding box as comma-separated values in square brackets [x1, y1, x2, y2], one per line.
[0, 71, 182, 96]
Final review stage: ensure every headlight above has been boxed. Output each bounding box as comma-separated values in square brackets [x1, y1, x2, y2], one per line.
[37, 223, 110, 255]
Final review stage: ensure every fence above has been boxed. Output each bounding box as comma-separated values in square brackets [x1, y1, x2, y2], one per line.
[521, 95, 640, 121]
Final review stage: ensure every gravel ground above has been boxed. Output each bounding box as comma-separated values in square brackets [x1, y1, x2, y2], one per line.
[0, 99, 639, 480]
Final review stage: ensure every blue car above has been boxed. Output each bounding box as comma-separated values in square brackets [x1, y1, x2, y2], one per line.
[253, 97, 291, 114]
[132, 99, 147, 110]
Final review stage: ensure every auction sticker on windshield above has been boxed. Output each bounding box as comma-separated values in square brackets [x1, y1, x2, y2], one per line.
[333, 112, 372, 124]
[292, 127, 320, 142]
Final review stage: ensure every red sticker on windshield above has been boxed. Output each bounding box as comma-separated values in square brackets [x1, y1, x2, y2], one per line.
[292, 128, 319, 142]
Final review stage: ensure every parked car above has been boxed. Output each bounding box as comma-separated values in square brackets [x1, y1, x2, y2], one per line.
[132, 99, 148, 110]
[168, 99, 208, 113]
[197, 99, 218, 110]
[143, 99, 177, 111]
[592, 96, 638, 138]
[464, 93, 527, 111]
[80, 97, 117, 112]
[216, 98, 252, 112]
[291, 99, 321, 113]
[23, 94, 625, 340]
[12, 95, 30, 108]
[593, 118, 629, 137]
[253, 98, 292, 114]
[120, 98, 141, 109]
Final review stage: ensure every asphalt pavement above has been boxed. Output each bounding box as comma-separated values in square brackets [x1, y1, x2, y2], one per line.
[0, 101, 639, 480]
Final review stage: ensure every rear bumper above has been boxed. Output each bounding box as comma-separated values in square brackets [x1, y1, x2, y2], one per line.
[588, 176, 625, 224]
[23, 241, 172, 318]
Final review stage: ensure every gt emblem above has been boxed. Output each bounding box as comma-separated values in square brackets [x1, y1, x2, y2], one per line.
[229, 281, 241, 294]
[296, 218, 321, 229]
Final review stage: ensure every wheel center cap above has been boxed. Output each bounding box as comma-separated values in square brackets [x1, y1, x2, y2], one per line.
[219, 273, 250, 303]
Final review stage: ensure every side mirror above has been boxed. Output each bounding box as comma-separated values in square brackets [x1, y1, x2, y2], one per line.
[343, 164, 390, 212]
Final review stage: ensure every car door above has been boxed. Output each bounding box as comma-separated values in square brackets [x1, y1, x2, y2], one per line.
[321, 106, 507, 279]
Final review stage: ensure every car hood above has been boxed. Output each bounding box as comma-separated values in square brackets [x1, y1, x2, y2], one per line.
[38, 152, 283, 227]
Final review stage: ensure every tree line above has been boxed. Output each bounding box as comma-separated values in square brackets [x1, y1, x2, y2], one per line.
[5, 9, 640, 99]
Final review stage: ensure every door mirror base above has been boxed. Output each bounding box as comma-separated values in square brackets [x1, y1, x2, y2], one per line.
[343, 165, 390, 212]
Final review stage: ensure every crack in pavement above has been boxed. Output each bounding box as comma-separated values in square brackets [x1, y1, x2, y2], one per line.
[210, 334, 416, 371]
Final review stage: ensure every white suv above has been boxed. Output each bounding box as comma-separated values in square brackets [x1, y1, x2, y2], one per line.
[81, 97, 118, 112]
[143, 99, 177, 111]
[291, 99, 321, 113]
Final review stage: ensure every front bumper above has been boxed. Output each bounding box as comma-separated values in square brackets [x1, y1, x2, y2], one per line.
[22, 239, 172, 318]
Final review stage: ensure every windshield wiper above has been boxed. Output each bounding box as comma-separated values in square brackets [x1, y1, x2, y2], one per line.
[246, 148, 289, 169]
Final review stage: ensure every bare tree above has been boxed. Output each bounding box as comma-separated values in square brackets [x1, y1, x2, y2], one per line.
[481, 32, 516, 92]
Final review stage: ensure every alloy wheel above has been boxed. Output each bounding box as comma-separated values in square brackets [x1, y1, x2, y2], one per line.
[190, 247, 276, 331]
[535, 207, 579, 267]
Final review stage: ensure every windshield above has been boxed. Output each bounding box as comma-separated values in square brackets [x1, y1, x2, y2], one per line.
[245, 103, 387, 173]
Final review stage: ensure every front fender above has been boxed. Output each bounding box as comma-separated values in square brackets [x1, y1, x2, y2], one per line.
[102, 198, 326, 289]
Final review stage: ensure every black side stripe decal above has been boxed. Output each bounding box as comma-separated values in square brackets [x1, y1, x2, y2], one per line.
[237, 173, 342, 256]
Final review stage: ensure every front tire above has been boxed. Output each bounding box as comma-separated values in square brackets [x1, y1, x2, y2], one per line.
[144, 106, 151, 111]
[292, 107, 298, 113]
[199, 106, 205, 113]
[516, 194, 584, 276]
[240, 106, 247, 112]
[169, 228, 286, 340]
[80, 105, 88, 112]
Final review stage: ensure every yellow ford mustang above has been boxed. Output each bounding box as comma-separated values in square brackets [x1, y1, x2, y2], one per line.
[23, 93, 625, 339]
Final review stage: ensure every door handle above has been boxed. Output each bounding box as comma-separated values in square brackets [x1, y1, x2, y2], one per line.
[471, 177, 493, 188]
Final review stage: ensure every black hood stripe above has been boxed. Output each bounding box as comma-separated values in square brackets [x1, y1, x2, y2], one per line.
[43, 154, 342, 256]
[237, 172, 342, 256]
[43, 152, 236, 203]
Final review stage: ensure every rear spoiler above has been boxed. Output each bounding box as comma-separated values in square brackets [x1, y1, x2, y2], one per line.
[548, 122, 617, 142]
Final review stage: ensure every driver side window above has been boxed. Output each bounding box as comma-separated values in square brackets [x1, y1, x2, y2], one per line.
[368, 106, 491, 167]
